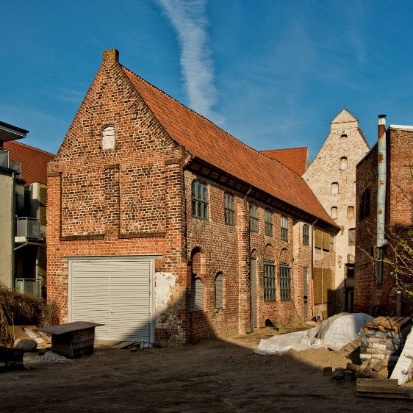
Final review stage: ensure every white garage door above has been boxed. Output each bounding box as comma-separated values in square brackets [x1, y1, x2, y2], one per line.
[69, 257, 154, 343]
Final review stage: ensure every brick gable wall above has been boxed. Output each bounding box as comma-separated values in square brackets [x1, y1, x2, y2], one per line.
[48, 50, 337, 345]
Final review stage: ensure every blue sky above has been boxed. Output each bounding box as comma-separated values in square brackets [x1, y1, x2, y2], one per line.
[1, 1, 413, 160]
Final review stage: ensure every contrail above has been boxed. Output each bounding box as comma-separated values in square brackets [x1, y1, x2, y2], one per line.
[154, 0, 222, 122]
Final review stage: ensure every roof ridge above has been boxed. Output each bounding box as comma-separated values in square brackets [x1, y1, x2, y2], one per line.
[6, 140, 55, 157]
[122, 65, 263, 156]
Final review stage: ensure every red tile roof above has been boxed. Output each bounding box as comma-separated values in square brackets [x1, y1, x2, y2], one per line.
[3, 141, 55, 185]
[122, 67, 336, 228]
[260, 148, 309, 175]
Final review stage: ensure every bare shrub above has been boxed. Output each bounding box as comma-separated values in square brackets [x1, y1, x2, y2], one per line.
[0, 284, 59, 347]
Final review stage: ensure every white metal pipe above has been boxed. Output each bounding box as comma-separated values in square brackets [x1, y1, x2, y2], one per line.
[377, 115, 387, 248]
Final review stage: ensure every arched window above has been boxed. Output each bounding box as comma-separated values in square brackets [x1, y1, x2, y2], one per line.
[102, 125, 116, 150]
[331, 206, 338, 219]
[190, 277, 204, 311]
[215, 273, 224, 309]
[347, 206, 354, 219]
[340, 156, 348, 170]
[331, 182, 339, 195]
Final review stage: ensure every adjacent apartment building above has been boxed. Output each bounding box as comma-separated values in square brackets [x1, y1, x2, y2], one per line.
[47, 49, 338, 345]
[303, 109, 370, 314]
[355, 116, 413, 316]
[0, 121, 54, 296]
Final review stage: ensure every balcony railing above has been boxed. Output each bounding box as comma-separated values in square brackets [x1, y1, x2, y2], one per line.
[0, 149, 21, 174]
[16, 217, 42, 240]
[15, 278, 42, 297]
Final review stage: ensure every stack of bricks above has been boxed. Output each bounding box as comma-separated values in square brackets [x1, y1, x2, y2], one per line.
[357, 316, 411, 379]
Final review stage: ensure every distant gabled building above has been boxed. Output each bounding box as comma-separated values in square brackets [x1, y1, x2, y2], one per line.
[303, 109, 370, 315]
[47, 49, 338, 345]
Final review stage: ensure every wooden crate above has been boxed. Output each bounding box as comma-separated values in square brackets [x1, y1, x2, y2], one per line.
[0, 346, 24, 370]
[37, 321, 102, 359]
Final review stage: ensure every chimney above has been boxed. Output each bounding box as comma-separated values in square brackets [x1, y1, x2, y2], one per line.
[102, 49, 119, 64]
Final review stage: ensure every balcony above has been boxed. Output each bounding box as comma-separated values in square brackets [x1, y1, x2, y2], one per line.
[0, 149, 21, 175]
[15, 278, 42, 297]
[15, 217, 43, 243]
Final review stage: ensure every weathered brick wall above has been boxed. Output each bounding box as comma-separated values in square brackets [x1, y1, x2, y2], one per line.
[184, 170, 241, 341]
[184, 168, 317, 338]
[355, 127, 413, 316]
[47, 50, 189, 344]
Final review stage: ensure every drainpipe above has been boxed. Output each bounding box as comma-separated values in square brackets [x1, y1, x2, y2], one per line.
[377, 114, 387, 283]
[11, 171, 16, 290]
[243, 187, 252, 332]
[310, 218, 318, 320]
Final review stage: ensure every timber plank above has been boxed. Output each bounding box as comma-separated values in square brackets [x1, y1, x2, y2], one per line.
[356, 386, 413, 399]
[356, 378, 398, 387]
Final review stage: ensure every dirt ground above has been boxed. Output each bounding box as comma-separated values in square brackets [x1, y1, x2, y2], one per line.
[1, 326, 413, 413]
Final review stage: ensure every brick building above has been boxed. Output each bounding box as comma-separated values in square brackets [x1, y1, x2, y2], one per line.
[303, 109, 370, 315]
[355, 117, 413, 316]
[47, 49, 338, 345]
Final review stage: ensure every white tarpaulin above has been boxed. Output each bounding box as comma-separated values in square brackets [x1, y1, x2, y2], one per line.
[255, 313, 373, 355]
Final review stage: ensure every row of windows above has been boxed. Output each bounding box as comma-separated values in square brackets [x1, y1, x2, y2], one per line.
[192, 181, 313, 245]
[190, 263, 292, 312]
[190, 273, 225, 312]
[331, 206, 354, 219]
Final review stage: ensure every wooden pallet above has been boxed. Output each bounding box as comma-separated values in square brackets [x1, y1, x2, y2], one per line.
[363, 317, 411, 334]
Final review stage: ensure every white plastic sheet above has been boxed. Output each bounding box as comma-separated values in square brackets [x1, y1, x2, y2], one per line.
[254, 313, 373, 355]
